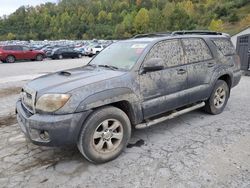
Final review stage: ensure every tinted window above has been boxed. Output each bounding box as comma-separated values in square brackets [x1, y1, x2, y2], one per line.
[212, 38, 236, 56]
[22, 46, 30, 51]
[146, 39, 184, 67]
[12, 46, 22, 51]
[3, 46, 13, 50]
[182, 38, 212, 63]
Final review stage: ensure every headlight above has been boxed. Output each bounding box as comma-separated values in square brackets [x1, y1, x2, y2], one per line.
[36, 94, 71, 112]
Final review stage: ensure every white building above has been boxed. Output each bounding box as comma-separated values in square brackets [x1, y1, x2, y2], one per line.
[231, 26, 250, 47]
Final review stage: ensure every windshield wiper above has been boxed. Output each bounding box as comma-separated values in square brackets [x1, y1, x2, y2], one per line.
[98, 64, 119, 70]
[84, 64, 97, 68]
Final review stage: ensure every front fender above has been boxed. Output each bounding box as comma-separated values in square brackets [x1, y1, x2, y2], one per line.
[75, 87, 143, 124]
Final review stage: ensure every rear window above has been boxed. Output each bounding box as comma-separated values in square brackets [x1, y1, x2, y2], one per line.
[212, 38, 236, 56]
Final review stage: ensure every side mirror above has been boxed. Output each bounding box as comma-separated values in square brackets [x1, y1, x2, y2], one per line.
[141, 58, 164, 74]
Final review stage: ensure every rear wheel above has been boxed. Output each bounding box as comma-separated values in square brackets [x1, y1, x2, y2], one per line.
[78, 54, 82, 58]
[58, 54, 63, 59]
[6, 55, 15, 63]
[36, 54, 43, 61]
[77, 106, 131, 163]
[204, 80, 229, 115]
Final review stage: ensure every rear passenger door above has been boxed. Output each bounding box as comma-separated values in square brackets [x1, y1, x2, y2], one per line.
[140, 39, 188, 119]
[181, 38, 215, 103]
[12, 46, 23, 60]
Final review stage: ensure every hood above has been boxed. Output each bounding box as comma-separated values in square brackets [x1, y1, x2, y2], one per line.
[26, 66, 126, 95]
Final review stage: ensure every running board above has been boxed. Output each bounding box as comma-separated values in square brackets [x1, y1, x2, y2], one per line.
[135, 102, 205, 129]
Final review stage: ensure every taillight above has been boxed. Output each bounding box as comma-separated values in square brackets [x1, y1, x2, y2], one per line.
[235, 55, 241, 70]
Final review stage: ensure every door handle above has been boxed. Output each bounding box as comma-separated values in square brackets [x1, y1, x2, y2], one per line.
[207, 62, 215, 67]
[177, 69, 186, 75]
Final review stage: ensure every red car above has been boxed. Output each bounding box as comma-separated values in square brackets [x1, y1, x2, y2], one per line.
[0, 45, 45, 63]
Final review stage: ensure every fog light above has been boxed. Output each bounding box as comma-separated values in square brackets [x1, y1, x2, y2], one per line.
[39, 130, 50, 141]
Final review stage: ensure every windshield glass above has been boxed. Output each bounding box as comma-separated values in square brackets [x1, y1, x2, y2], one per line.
[89, 41, 149, 70]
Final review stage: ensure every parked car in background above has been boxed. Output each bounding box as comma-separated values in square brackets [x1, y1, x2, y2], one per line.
[74, 47, 85, 56]
[85, 45, 104, 57]
[47, 47, 82, 59]
[0, 45, 45, 63]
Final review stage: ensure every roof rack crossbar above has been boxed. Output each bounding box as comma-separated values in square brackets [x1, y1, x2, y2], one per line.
[133, 32, 171, 38]
[171, 30, 223, 36]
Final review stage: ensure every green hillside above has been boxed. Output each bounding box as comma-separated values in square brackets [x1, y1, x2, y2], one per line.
[0, 0, 249, 40]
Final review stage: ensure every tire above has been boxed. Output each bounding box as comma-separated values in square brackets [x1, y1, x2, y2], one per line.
[78, 54, 82, 58]
[6, 55, 15, 63]
[77, 106, 131, 163]
[36, 54, 43, 61]
[58, 54, 63, 59]
[204, 80, 229, 115]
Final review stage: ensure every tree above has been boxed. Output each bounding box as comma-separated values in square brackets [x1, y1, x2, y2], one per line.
[6, 32, 16, 40]
[208, 19, 223, 31]
[133, 8, 150, 33]
[167, 7, 196, 31]
[97, 10, 108, 23]
[240, 14, 250, 28]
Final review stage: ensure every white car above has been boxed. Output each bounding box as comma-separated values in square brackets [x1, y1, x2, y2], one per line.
[86, 45, 104, 57]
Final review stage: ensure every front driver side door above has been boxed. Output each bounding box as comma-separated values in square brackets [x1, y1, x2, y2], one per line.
[21, 46, 32, 59]
[140, 39, 188, 119]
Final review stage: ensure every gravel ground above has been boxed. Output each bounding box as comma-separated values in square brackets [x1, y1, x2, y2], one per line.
[0, 59, 249, 188]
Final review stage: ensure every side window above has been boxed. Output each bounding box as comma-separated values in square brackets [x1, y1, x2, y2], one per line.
[12, 46, 22, 51]
[145, 40, 184, 67]
[182, 38, 213, 63]
[212, 38, 236, 56]
[3, 46, 12, 50]
[22, 46, 30, 51]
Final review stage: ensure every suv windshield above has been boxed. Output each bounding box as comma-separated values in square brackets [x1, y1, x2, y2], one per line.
[89, 41, 149, 70]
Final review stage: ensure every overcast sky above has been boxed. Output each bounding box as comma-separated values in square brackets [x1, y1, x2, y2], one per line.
[0, 0, 57, 16]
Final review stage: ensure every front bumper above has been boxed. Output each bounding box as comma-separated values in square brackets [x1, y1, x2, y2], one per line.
[16, 100, 91, 146]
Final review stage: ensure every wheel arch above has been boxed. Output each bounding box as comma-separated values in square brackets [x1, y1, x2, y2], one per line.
[217, 74, 232, 89]
[75, 88, 143, 125]
[6, 54, 16, 60]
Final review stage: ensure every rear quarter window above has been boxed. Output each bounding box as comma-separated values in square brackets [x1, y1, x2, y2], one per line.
[182, 38, 213, 63]
[212, 38, 236, 56]
[3, 46, 13, 50]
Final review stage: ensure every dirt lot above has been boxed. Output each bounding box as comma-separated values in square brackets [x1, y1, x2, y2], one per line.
[0, 59, 249, 188]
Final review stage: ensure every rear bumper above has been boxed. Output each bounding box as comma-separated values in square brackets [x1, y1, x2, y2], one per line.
[16, 100, 91, 146]
[232, 70, 241, 88]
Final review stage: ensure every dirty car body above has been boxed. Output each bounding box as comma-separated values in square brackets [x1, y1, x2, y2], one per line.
[16, 31, 241, 163]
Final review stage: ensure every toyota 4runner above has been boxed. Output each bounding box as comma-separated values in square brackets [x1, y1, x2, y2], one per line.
[16, 31, 241, 163]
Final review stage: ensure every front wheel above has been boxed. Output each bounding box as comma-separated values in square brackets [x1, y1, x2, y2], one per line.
[77, 106, 131, 163]
[58, 54, 63, 59]
[36, 54, 44, 61]
[204, 80, 229, 115]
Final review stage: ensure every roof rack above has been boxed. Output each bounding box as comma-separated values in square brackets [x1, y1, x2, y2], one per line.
[132, 30, 229, 39]
[133, 32, 171, 38]
[171, 30, 223, 36]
